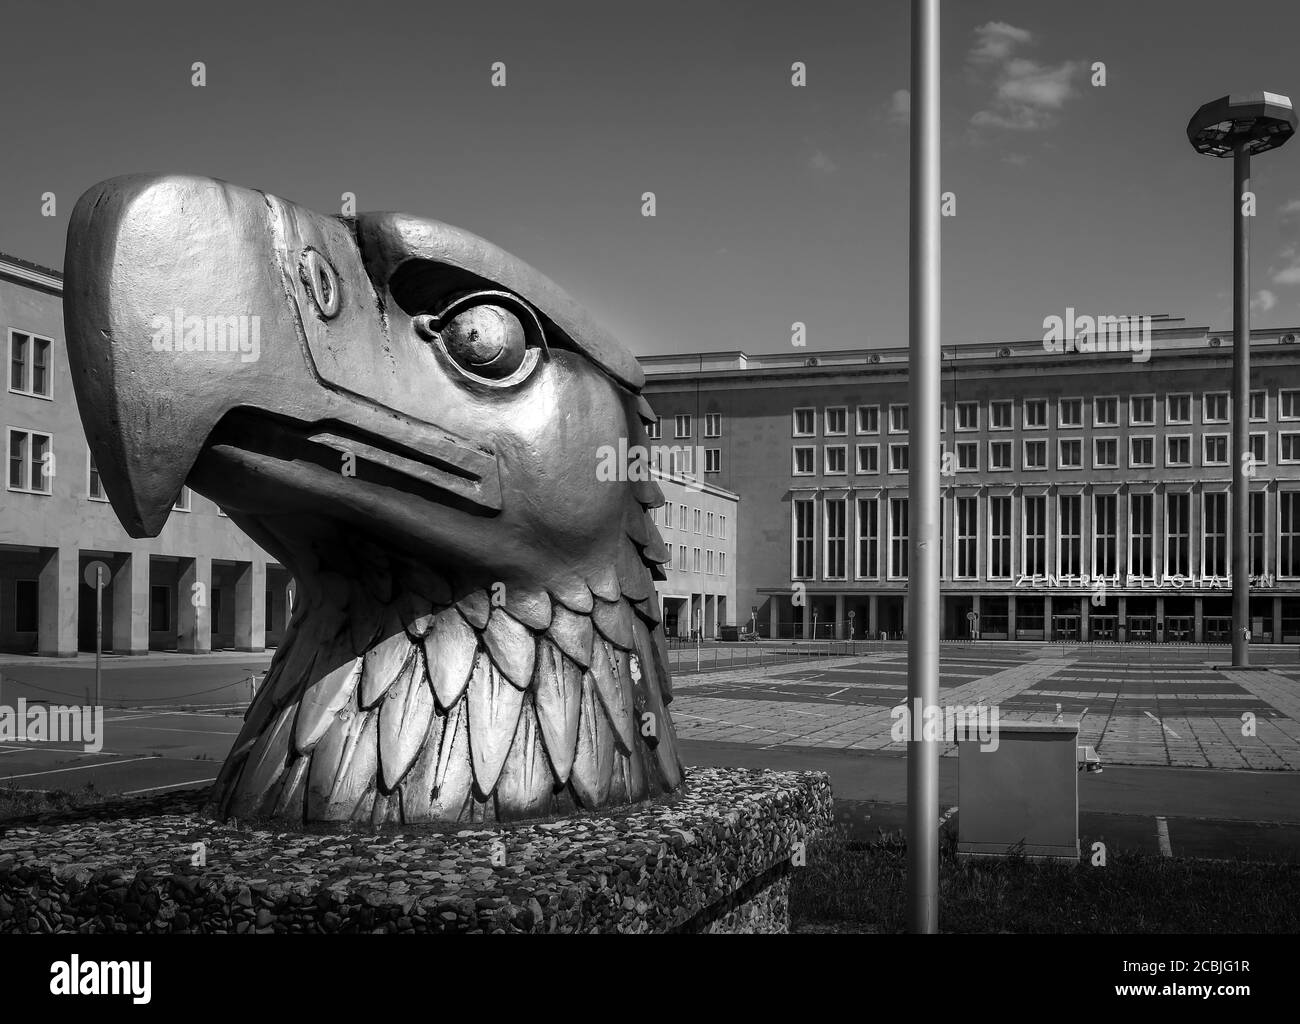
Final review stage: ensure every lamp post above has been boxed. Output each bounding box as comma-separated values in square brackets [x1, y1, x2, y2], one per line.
[1187, 93, 1296, 668]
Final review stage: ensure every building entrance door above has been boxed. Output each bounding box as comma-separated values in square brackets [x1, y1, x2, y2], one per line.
[1051, 615, 1080, 641]
[1166, 616, 1193, 642]
[1204, 616, 1231, 643]
[1091, 615, 1117, 641]
[1129, 615, 1155, 642]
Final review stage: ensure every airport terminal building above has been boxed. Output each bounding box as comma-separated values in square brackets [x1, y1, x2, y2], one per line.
[642, 320, 1300, 644]
[0, 253, 291, 656]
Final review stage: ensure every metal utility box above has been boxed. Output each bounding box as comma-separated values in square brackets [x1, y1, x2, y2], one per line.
[957, 720, 1079, 862]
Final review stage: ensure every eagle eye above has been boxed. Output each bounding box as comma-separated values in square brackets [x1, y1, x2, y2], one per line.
[415, 291, 547, 387]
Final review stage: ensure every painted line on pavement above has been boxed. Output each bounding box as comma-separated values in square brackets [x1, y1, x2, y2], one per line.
[123, 778, 217, 796]
[1156, 816, 1173, 857]
[0, 755, 158, 783]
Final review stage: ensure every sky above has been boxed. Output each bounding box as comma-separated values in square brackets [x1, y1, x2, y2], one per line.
[4, 0, 1300, 357]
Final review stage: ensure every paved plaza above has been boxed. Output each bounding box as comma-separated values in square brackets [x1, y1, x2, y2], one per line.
[671, 643, 1300, 771]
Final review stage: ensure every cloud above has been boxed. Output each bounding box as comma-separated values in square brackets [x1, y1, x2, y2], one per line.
[1274, 264, 1300, 286]
[970, 21, 1033, 64]
[887, 89, 910, 125]
[1002, 152, 1029, 166]
[1281, 198, 1300, 218]
[808, 149, 839, 175]
[1253, 289, 1278, 313]
[972, 58, 1084, 131]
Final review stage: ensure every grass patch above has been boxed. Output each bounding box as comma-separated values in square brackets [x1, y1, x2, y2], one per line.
[0, 783, 110, 823]
[790, 826, 1300, 933]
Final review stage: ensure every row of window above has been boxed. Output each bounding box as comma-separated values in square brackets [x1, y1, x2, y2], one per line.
[792, 491, 1300, 581]
[651, 447, 723, 476]
[0, 580, 282, 634]
[793, 432, 1298, 476]
[791, 391, 1296, 438]
[672, 545, 728, 576]
[651, 504, 729, 538]
[646, 412, 723, 440]
[8, 432, 194, 510]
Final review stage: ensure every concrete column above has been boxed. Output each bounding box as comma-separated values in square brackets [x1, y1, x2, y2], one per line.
[1273, 596, 1283, 644]
[1044, 594, 1053, 639]
[869, 594, 879, 637]
[834, 594, 845, 639]
[37, 546, 78, 657]
[1007, 593, 1017, 639]
[1117, 492, 1130, 583]
[1082, 490, 1093, 580]
[111, 552, 149, 655]
[971, 594, 981, 639]
[1194, 596, 1204, 643]
[1046, 492, 1058, 578]
[1080, 594, 1090, 642]
[1156, 595, 1166, 643]
[1118, 595, 1128, 642]
[178, 555, 212, 654]
[902, 593, 910, 637]
[800, 594, 811, 639]
[769, 599, 779, 640]
[234, 560, 266, 652]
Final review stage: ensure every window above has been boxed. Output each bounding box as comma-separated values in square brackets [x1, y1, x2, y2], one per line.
[793, 408, 816, 436]
[1130, 493, 1154, 577]
[824, 445, 847, 475]
[1094, 494, 1118, 578]
[1204, 492, 1228, 577]
[1094, 397, 1119, 427]
[889, 498, 909, 578]
[793, 500, 815, 579]
[674, 414, 692, 439]
[939, 403, 946, 433]
[677, 545, 687, 571]
[856, 444, 879, 474]
[825, 499, 846, 579]
[646, 418, 662, 440]
[825, 407, 847, 436]
[989, 440, 1012, 471]
[14, 579, 38, 633]
[1130, 395, 1155, 425]
[1166, 393, 1192, 424]
[1058, 398, 1083, 428]
[1166, 436, 1191, 467]
[956, 401, 978, 431]
[704, 448, 721, 473]
[719, 552, 727, 576]
[719, 515, 727, 539]
[8, 330, 53, 398]
[1282, 433, 1300, 464]
[1094, 438, 1118, 469]
[693, 509, 702, 534]
[1058, 439, 1082, 469]
[793, 446, 815, 475]
[1282, 493, 1300, 577]
[677, 504, 687, 530]
[889, 443, 909, 472]
[955, 497, 978, 579]
[1250, 433, 1267, 465]
[1250, 492, 1266, 575]
[889, 404, 909, 433]
[1203, 434, 1229, 466]
[1282, 390, 1300, 421]
[8, 429, 52, 494]
[670, 447, 694, 475]
[88, 452, 108, 501]
[1166, 492, 1191, 577]
[173, 486, 191, 512]
[1023, 439, 1047, 470]
[1204, 392, 1228, 424]
[990, 400, 1013, 430]
[989, 496, 1012, 578]
[1250, 390, 1267, 422]
[857, 498, 879, 578]
[1023, 399, 1047, 429]
[706, 550, 714, 574]
[857, 405, 879, 434]
[706, 512, 714, 536]
[150, 585, 171, 632]
[956, 441, 978, 472]
[1023, 496, 1047, 575]
[704, 413, 722, 438]
[1129, 436, 1154, 468]
[1059, 495, 1082, 576]
[692, 548, 701, 572]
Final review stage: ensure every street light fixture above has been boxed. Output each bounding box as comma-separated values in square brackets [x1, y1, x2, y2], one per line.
[1187, 92, 1296, 669]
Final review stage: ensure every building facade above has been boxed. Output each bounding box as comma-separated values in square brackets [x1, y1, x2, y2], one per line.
[642, 322, 1300, 643]
[649, 468, 738, 638]
[0, 253, 290, 656]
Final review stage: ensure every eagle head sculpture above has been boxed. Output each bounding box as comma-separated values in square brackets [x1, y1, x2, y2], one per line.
[62, 174, 683, 825]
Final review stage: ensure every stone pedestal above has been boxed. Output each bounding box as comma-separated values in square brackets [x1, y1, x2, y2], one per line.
[0, 768, 832, 935]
